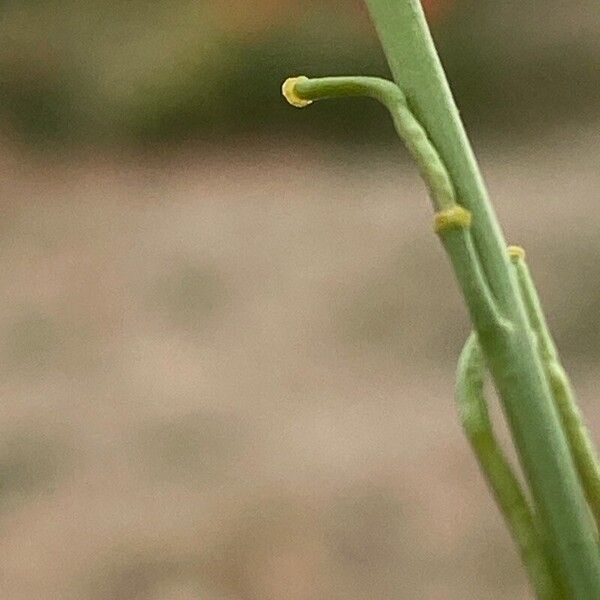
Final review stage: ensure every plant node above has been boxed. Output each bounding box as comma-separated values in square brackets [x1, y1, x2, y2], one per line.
[434, 205, 472, 234]
[508, 245, 526, 262]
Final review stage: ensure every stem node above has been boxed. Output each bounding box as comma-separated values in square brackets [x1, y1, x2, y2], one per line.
[433, 205, 472, 234]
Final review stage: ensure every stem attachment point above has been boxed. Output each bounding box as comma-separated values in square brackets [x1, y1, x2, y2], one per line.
[434, 205, 472, 234]
[508, 245, 526, 263]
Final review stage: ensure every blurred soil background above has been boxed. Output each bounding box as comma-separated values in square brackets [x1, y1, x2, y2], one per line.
[0, 1, 599, 598]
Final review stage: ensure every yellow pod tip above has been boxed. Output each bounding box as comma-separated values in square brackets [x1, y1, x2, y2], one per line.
[282, 76, 312, 108]
[507, 245, 526, 262]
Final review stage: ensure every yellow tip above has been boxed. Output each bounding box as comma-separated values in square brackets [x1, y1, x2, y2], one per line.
[434, 205, 472, 234]
[282, 76, 312, 108]
[508, 245, 526, 263]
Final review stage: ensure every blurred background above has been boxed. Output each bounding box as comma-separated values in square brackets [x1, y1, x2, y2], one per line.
[0, 1, 599, 598]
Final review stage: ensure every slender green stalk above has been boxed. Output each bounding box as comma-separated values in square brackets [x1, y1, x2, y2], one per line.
[282, 75, 503, 332]
[360, 2, 600, 595]
[509, 246, 600, 528]
[362, 0, 512, 307]
[283, 1, 600, 594]
[285, 76, 455, 210]
[457, 333, 558, 599]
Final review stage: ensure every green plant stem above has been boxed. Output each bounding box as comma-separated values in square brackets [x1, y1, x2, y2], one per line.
[292, 76, 455, 209]
[360, 1, 600, 595]
[510, 248, 600, 528]
[457, 333, 558, 599]
[363, 0, 511, 306]
[283, 75, 502, 332]
[282, 1, 600, 593]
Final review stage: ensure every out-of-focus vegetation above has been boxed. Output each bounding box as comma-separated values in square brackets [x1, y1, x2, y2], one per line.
[1, 0, 598, 146]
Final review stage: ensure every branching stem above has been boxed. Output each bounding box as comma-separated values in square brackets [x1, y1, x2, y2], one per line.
[283, 75, 455, 211]
[282, 2, 600, 594]
[282, 75, 506, 332]
[509, 247, 600, 528]
[457, 333, 559, 599]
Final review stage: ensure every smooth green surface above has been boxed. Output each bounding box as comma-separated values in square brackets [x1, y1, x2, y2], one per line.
[363, 0, 512, 306]
[512, 253, 600, 529]
[284, 75, 502, 333]
[360, 1, 600, 596]
[291, 76, 455, 211]
[457, 333, 558, 599]
[283, 72, 598, 596]
[283, 1, 600, 595]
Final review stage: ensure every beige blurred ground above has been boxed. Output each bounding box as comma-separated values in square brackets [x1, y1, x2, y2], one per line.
[0, 117, 599, 599]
